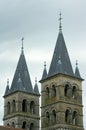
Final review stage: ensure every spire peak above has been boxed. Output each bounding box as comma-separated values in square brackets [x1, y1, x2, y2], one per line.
[7, 78, 9, 86]
[44, 61, 46, 69]
[21, 37, 24, 53]
[76, 60, 78, 67]
[59, 11, 62, 32]
[35, 77, 37, 84]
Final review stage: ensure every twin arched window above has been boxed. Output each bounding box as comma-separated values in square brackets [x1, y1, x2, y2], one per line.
[46, 110, 56, 125]
[65, 109, 78, 125]
[45, 85, 56, 99]
[64, 84, 77, 99]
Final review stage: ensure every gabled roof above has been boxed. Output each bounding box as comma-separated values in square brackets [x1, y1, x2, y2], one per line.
[48, 31, 74, 77]
[4, 49, 33, 96]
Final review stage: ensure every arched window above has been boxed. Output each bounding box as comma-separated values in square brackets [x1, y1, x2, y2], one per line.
[72, 86, 77, 98]
[7, 123, 9, 126]
[7, 102, 10, 114]
[22, 121, 27, 129]
[30, 101, 35, 114]
[65, 109, 70, 123]
[52, 110, 56, 123]
[30, 123, 34, 130]
[12, 122, 15, 128]
[72, 111, 78, 125]
[46, 112, 50, 124]
[64, 84, 69, 96]
[52, 85, 56, 97]
[12, 100, 16, 112]
[46, 87, 49, 99]
[22, 99, 27, 112]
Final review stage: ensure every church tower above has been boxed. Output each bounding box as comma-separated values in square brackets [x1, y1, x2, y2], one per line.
[3, 38, 40, 130]
[40, 13, 84, 130]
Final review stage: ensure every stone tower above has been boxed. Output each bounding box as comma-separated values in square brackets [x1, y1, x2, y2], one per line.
[40, 14, 84, 130]
[3, 40, 40, 130]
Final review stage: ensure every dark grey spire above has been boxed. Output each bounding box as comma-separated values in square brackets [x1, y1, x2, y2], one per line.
[42, 61, 47, 79]
[34, 78, 39, 95]
[4, 79, 10, 96]
[9, 39, 33, 94]
[75, 61, 81, 78]
[48, 30, 74, 77]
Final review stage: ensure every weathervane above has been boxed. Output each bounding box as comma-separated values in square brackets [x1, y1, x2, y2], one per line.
[59, 11, 62, 31]
[21, 37, 24, 52]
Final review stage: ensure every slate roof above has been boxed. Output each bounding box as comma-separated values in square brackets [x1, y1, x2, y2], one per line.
[75, 65, 81, 78]
[42, 62, 47, 80]
[4, 50, 34, 96]
[48, 31, 74, 77]
[34, 78, 39, 95]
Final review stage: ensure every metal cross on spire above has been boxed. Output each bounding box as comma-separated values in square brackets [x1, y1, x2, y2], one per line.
[59, 11, 62, 31]
[21, 37, 24, 53]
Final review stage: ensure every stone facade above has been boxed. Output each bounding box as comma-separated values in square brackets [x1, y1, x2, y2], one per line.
[41, 74, 84, 130]
[3, 91, 40, 130]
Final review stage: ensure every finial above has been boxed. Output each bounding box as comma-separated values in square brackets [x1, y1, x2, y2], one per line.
[35, 77, 37, 84]
[7, 78, 9, 86]
[59, 11, 62, 31]
[21, 37, 24, 52]
[44, 61, 46, 69]
[76, 60, 78, 67]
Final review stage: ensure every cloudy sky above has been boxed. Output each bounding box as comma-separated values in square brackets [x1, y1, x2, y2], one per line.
[0, 0, 86, 128]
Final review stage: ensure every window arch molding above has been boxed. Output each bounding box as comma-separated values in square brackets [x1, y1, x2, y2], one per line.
[51, 109, 57, 124]
[50, 82, 57, 98]
[22, 99, 27, 112]
[21, 119, 28, 129]
[7, 101, 11, 114]
[12, 100, 16, 113]
[30, 100, 36, 114]
[72, 109, 79, 125]
[11, 120, 16, 128]
[65, 108, 72, 123]
[64, 82, 71, 97]
[29, 120, 36, 130]
[45, 86, 50, 99]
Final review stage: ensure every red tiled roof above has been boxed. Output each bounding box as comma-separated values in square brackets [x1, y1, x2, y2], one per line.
[0, 126, 22, 130]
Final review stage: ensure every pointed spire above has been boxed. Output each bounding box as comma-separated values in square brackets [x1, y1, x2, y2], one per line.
[75, 60, 81, 78]
[34, 77, 39, 95]
[59, 11, 62, 32]
[10, 43, 33, 94]
[48, 24, 74, 77]
[21, 37, 24, 54]
[42, 61, 47, 79]
[4, 79, 10, 96]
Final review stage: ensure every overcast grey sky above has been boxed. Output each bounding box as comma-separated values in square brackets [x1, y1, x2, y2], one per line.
[0, 0, 86, 128]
